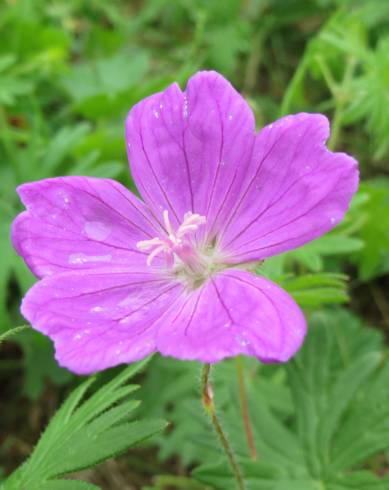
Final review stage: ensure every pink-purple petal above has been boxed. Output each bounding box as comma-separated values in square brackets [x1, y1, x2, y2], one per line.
[218, 113, 359, 262]
[21, 268, 184, 374]
[126, 71, 256, 238]
[12, 177, 163, 278]
[156, 270, 306, 363]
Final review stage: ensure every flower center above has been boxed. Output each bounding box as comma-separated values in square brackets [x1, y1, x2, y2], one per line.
[137, 210, 207, 276]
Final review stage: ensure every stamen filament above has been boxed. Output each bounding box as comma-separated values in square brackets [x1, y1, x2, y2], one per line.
[163, 209, 174, 236]
[136, 209, 206, 268]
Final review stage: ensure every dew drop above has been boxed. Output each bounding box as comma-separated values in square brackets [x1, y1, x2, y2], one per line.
[73, 333, 82, 341]
[235, 334, 249, 347]
[182, 96, 189, 119]
[228, 114, 233, 121]
[153, 109, 160, 119]
[68, 253, 112, 265]
[330, 216, 337, 224]
[84, 221, 111, 241]
[90, 306, 104, 313]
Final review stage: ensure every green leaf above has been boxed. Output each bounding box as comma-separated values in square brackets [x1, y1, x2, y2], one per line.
[281, 273, 349, 307]
[350, 179, 389, 279]
[304, 235, 364, 255]
[3, 358, 166, 490]
[32, 481, 100, 490]
[150, 309, 389, 488]
[41, 123, 91, 174]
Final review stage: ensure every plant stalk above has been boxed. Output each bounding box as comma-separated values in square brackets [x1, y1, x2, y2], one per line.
[201, 364, 246, 490]
[235, 357, 257, 459]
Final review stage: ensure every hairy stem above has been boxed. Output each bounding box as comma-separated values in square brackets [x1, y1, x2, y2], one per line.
[235, 357, 257, 459]
[201, 364, 245, 490]
[0, 325, 29, 346]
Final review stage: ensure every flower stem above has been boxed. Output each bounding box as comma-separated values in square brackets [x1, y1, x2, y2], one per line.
[235, 357, 257, 459]
[201, 364, 245, 490]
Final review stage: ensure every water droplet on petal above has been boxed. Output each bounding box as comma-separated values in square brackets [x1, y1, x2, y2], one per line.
[84, 221, 111, 241]
[236, 334, 249, 347]
[68, 253, 112, 265]
[90, 306, 104, 313]
[182, 96, 189, 119]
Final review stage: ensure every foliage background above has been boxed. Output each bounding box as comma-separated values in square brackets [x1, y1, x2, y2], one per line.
[0, 0, 389, 489]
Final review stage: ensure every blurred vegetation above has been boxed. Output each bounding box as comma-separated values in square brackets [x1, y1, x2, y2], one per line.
[0, 0, 389, 488]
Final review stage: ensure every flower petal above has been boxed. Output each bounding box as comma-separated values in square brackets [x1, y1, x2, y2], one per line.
[217, 113, 359, 262]
[21, 268, 183, 374]
[126, 70, 255, 235]
[156, 270, 306, 363]
[12, 177, 162, 278]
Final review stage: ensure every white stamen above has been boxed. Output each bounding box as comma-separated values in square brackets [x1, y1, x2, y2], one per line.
[163, 209, 174, 236]
[146, 245, 166, 266]
[136, 237, 163, 251]
[136, 209, 206, 266]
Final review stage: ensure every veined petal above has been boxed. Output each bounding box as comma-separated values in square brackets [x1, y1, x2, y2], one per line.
[218, 113, 359, 262]
[21, 268, 183, 374]
[12, 177, 163, 278]
[156, 270, 306, 363]
[126, 70, 255, 236]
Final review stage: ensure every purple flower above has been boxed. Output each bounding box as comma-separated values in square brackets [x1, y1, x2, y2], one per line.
[12, 71, 358, 375]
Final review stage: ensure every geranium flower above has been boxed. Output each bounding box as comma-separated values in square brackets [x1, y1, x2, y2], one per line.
[12, 71, 358, 374]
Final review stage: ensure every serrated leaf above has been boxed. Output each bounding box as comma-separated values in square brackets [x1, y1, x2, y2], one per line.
[3, 358, 165, 490]
[151, 309, 388, 489]
[317, 352, 381, 465]
[51, 419, 167, 475]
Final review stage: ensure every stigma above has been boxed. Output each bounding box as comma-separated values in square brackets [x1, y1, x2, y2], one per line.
[137, 210, 206, 267]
